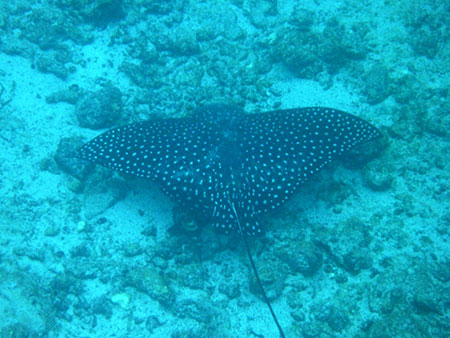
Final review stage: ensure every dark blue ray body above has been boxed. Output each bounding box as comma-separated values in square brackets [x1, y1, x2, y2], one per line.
[76, 106, 381, 236]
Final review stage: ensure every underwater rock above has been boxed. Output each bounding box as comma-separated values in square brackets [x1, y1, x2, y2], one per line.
[75, 84, 123, 129]
[81, 0, 125, 26]
[410, 27, 440, 59]
[315, 179, 354, 209]
[92, 295, 113, 319]
[141, 224, 157, 237]
[412, 294, 441, 315]
[391, 73, 421, 104]
[288, 7, 314, 30]
[174, 294, 217, 323]
[158, 24, 199, 55]
[129, 38, 159, 64]
[269, 27, 323, 79]
[145, 315, 163, 333]
[19, 7, 67, 49]
[316, 217, 373, 274]
[368, 258, 447, 336]
[431, 258, 450, 282]
[406, 10, 441, 60]
[13, 245, 46, 262]
[79, 178, 128, 219]
[0, 11, 6, 28]
[55, 137, 93, 180]
[50, 273, 84, 320]
[368, 278, 404, 314]
[194, 2, 243, 41]
[327, 308, 349, 333]
[285, 284, 308, 311]
[246, 0, 277, 28]
[17, 4, 93, 48]
[248, 256, 287, 301]
[367, 306, 437, 337]
[51, 274, 80, 296]
[342, 249, 373, 274]
[151, 254, 169, 270]
[315, 304, 349, 333]
[46, 85, 84, 104]
[138, 0, 177, 14]
[341, 134, 387, 170]
[44, 221, 60, 237]
[0, 34, 35, 58]
[111, 292, 130, 309]
[36, 53, 69, 79]
[171, 327, 214, 338]
[70, 259, 98, 280]
[121, 241, 144, 257]
[126, 267, 175, 307]
[297, 321, 327, 338]
[424, 105, 450, 138]
[1, 323, 37, 338]
[218, 281, 240, 300]
[70, 243, 91, 258]
[362, 64, 393, 104]
[153, 239, 178, 261]
[320, 18, 368, 68]
[277, 241, 322, 277]
[269, 15, 367, 78]
[120, 61, 163, 89]
[363, 159, 394, 191]
[172, 60, 205, 88]
[175, 264, 205, 290]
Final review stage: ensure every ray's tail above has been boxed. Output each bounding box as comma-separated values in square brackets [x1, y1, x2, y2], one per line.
[230, 203, 286, 338]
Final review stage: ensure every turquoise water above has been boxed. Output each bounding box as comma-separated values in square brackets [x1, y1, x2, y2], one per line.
[0, 1, 449, 337]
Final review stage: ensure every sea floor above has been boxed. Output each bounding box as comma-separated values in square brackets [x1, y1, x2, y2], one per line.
[0, 0, 449, 337]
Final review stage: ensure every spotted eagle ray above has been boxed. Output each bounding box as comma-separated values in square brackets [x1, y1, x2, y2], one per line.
[76, 104, 382, 337]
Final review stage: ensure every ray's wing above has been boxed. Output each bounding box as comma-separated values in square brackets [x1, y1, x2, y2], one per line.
[238, 107, 382, 216]
[76, 118, 222, 209]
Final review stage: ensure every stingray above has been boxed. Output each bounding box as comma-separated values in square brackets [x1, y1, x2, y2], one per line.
[75, 104, 382, 337]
